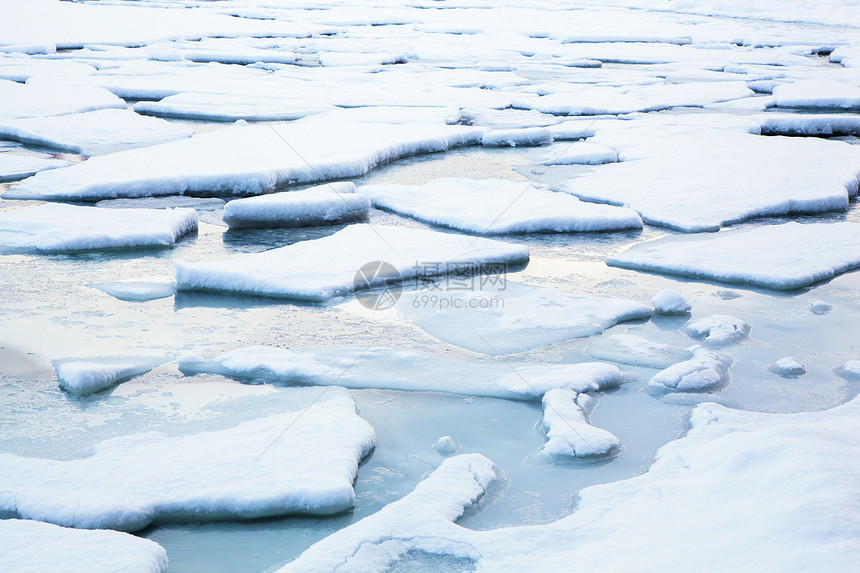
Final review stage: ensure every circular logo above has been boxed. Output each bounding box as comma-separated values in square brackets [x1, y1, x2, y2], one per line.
[353, 260, 402, 310]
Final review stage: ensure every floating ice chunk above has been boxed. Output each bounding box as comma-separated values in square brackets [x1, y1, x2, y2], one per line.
[0, 58, 95, 82]
[54, 357, 163, 395]
[651, 289, 691, 315]
[768, 357, 807, 378]
[284, 397, 860, 571]
[0, 153, 69, 182]
[279, 454, 496, 573]
[836, 360, 860, 380]
[434, 436, 459, 456]
[0, 388, 375, 531]
[772, 79, 860, 110]
[541, 389, 620, 458]
[607, 222, 860, 290]
[175, 224, 528, 302]
[360, 178, 641, 234]
[88, 279, 176, 302]
[0, 109, 194, 156]
[400, 282, 651, 355]
[648, 347, 732, 392]
[222, 182, 369, 229]
[0, 79, 124, 119]
[481, 127, 552, 147]
[587, 334, 693, 368]
[5, 120, 484, 201]
[135, 92, 337, 122]
[755, 112, 860, 136]
[683, 315, 750, 346]
[716, 289, 741, 300]
[0, 519, 168, 573]
[830, 46, 860, 68]
[0, 204, 197, 254]
[178, 346, 625, 400]
[809, 300, 834, 315]
[541, 142, 617, 165]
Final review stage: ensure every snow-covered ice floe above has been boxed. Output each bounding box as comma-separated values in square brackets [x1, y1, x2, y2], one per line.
[281, 397, 860, 572]
[0, 519, 168, 573]
[134, 92, 337, 123]
[222, 182, 369, 229]
[54, 356, 164, 395]
[0, 153, 69, 182]
[651, 289, 691, 314]
[400, 282, 651, 355]
[0, 203, 197, 254]
[0, 109, 194, 157]
[771, 80, 860, 111]
[540, 389, 620, 458]
[836, 360, 860, 380]
[4, 119, 485, 201]
[175, 224, 528, 302]
[179, 346, 625, 401]
[0, 387, 375, 531]
[682, 315, 750, 347]
[359, 178, 642, 234]
[648, 347, 732, 392]
[540, 142, 618, 165]
[755, 112, 860, 137]
[558, 126, 860, 232]
[586, 334, 693, 368]
[481, 127, 552, 147]
[0, 78, 124, 119]
[607, 222, 860, 290]
[768, 357, 807, 378]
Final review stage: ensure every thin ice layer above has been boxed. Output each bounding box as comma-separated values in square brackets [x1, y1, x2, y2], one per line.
[607, 222, 860, 290]
[0, 388, 375, 531]
[586, 334, 693, 368]
[359, 178, 642, 234]
[0, 203, 197, 253]
[175, 224, 529, 302]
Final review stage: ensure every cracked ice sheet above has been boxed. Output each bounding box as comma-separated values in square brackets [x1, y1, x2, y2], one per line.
[399, 282, 651, 355]
[555, 125, 860, 232]
[358, 178, 642, 235]
[0, 387, 375, 531]
[175, 224, 529, 302]
[0, 203, 197, 254]
[0, 79, 124, 120]
[4, 119, 485, 201]
[607, 222, 860, 290]
[178, 346, 625, 400]
[0, 519, 167, 573]
[0, 109, 194, 157]
[281, 396, 860, 573]
[0, 153, 69, 183]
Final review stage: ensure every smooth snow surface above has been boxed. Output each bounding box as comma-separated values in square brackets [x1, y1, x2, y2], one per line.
[481, 127, 552, 147]
[359, 178, 642, 234]
[651, 289, 691, 314]
[222, 182, 369, 229]
[0, 388, 375, 531]
[586, 334, 693, 368]
[175, 224, 529, 302]
[0, 204, 197, 253]
[772, 80, 860, 110]
[0, 78, 124, 119]
[648, 347, 733, 392]
[0, 519, 168, 573]
[540, 142, 618, 165]
[607, 222, 860, 290]
[0, 153, 68, 182]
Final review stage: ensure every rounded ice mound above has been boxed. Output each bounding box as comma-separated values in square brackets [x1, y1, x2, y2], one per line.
[768, 357, 807, 378]
[651, 289, 691, 315]
[835, 360, 860, 380]
[809, 300, 834, 315]
[715, 289, 741, 300]
[434, 436, 459, 455]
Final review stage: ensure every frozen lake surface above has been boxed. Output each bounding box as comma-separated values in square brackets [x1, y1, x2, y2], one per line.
[1, 1, 859, 571]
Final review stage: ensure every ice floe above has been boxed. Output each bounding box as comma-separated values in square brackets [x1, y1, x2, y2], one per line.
[282, 396, 860, 571]
[648, 347, 732, 392]
[683, 315, 751, 346]
[433, 436, 459, 456]
[0, 519, 168, 573]
[88, 279, 176, 302]
[836, 360, 860, 380]
[771, 79, 860, 110]
[222, 182, 369, 229]
[481, 127, 552, 147]
[0, 79, 124, 119]
[5, 119, 485, 201]
[540, 142, 618, 165]
[358, 178, 642, 234]
[0, 153, 69, 182]
[755, 112, 860, 136]
[540, 389, 620, 458]
[809, 300, 834, 315]
[400, 282, 651, 355]
[0, 203, 197, 254]
[54, 356, 163, 395]
[134, 92, 337, 123]
[607, 222, 860, 289]
[0, 109, 195, 156]
[586, 334, 693, 368]
[96, 196, 226, 226]
[768, 357, 807, 378]
[651, 289, 691, 314]
[178, 346, 626, 400]
[0, 387, 375, 531]
[176, 224, 528, 302]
